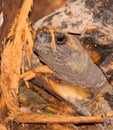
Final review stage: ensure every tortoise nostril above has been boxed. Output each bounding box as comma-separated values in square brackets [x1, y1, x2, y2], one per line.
[55, 33, 67, 45]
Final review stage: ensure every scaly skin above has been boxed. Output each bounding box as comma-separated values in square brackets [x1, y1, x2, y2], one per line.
[35, 32, 112, 93]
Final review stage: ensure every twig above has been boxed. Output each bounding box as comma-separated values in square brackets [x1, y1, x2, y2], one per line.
[14, 113, 104, 124]
[20, 65, 53, 81]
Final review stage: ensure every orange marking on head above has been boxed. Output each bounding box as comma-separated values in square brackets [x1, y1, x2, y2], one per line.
[85, 25, 96, 31]
[91, 51, 101, 63]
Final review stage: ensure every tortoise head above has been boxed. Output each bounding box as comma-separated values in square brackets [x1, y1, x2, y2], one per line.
[34, 31, 84, 67]
[34, 30, 109, 91]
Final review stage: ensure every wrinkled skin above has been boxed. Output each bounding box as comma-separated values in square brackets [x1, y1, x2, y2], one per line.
[35, 32, 111, 93]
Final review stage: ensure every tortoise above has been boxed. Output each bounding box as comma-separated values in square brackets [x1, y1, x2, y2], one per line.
[33, 0, 113, 86]
[32, 0, 113, 129]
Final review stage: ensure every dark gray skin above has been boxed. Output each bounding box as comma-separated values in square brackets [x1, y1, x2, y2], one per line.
[35, 31, 112, 94]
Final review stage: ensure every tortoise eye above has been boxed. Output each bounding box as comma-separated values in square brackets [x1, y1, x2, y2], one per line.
[55, 33, 67, 45]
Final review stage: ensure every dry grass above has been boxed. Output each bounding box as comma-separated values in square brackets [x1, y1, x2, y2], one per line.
[0, 0, 33, 115]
